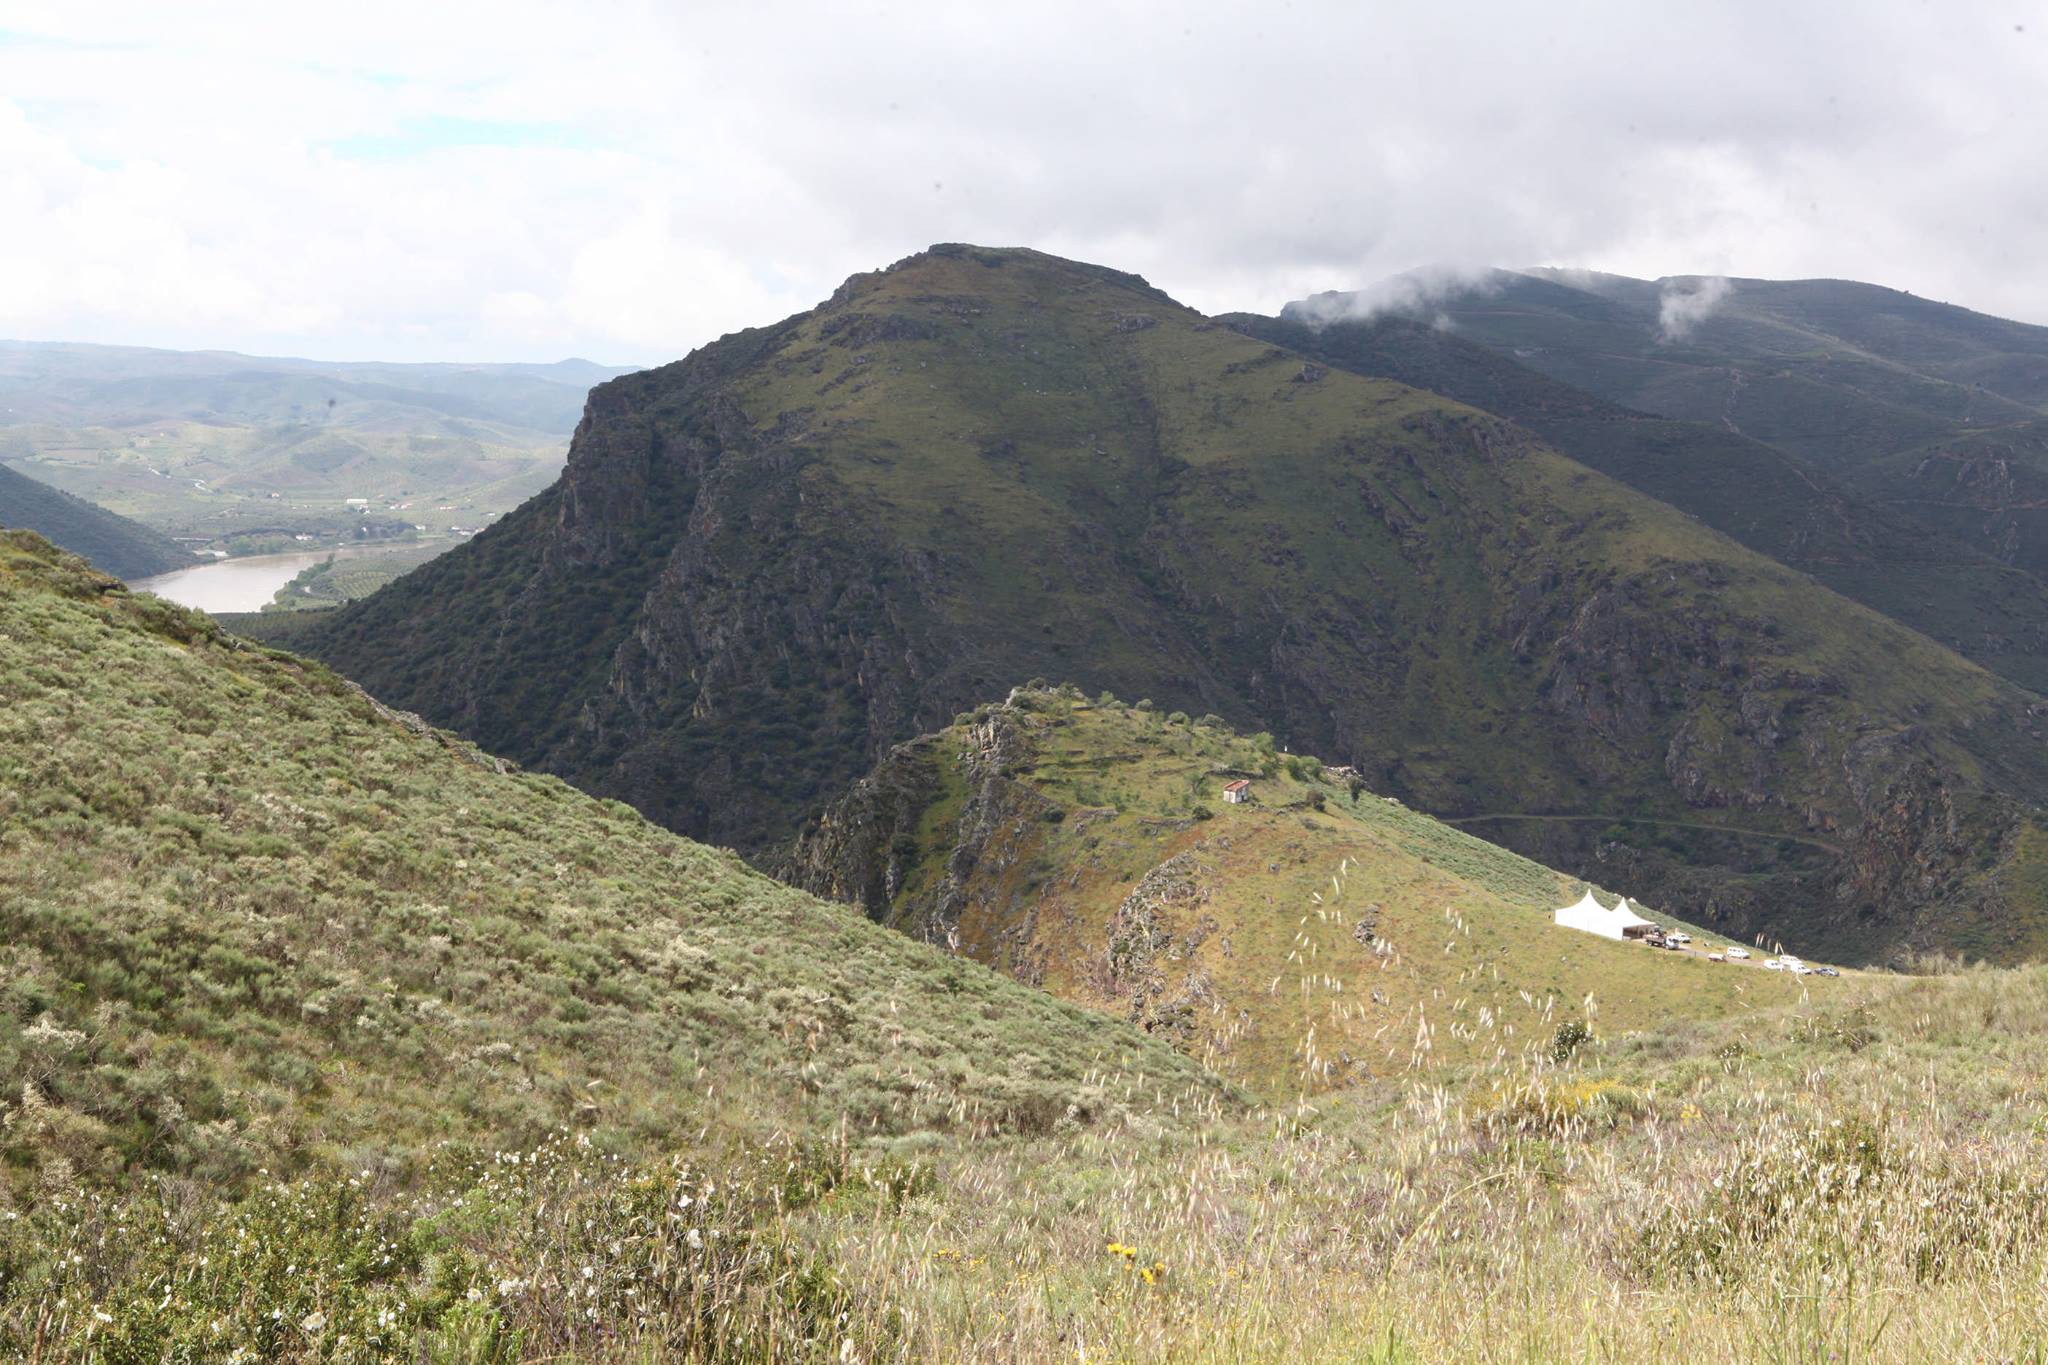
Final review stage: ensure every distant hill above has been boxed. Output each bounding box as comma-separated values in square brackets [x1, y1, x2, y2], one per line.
[1282, 271, 2048, 573]
[1224, 312, 2048, 694]
[0, 340, 638, 551]
[284, 245, 2048, 963]
[0, 461, 194, 579]
[783, 685, 1780, 1095]
[0, 341, 630, 433]
[0, 528, 1217, 1193]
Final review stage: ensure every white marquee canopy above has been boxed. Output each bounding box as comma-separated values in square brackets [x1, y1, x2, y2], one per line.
[1552, 889, 1657, 940]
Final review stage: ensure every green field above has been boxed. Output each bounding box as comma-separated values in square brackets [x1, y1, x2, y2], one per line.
[260, 541, 452, 612]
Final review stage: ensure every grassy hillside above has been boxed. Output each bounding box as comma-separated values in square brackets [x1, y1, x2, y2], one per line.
[784, 685, 1807, 1096]
[289, 245, 2048, 963]
[19, 846, 2048, 1358]
[1228, 312, 2048, 693]
[8, 533, 2048, 1358]
[0, 529, 1221, 1183]
[0, 462, 195, 580]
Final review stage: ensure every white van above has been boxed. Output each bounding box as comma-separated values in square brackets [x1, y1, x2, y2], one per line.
[1763, 958, 1785, 971]
[1726, 947, 1750, 960]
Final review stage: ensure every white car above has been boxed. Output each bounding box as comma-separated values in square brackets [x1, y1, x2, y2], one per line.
[1763, 958, 1785, 971]
[1668, 932, 1692, 945]
[1707, 952, 1725, 962]
[1726, 947, 1750, 960]
[1790, 964, 1813, 976]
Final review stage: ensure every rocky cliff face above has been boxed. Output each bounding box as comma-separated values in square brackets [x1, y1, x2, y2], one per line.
[293, 245, 2048, 961]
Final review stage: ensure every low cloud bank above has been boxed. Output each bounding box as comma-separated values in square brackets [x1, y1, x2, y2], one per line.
[1280, 266, 1505, 329]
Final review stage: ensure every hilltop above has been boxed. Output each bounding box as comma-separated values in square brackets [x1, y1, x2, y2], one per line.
[284, 244, 2048, 962]
[0, 529, 1220, 1199]
[0, 462, 195, 580]
[783, 685, 1792, 1095]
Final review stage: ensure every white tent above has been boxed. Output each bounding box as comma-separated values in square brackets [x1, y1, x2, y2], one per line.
[1553, 889, 1657, 940]
[1613, 898, 1657, 931]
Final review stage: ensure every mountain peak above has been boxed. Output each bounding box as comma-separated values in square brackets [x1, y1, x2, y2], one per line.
[824, 242, 1180, 313]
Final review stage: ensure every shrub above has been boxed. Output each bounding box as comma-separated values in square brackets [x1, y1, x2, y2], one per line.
[1550, 1019, 1591, 1063]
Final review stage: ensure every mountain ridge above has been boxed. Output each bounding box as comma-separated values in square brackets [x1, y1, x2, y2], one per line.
[284, 243, 2048, 962]
[1283, 267, 2048, 573]
[1222, 310, 2048, 693]
[781, 683, 1783, 1094]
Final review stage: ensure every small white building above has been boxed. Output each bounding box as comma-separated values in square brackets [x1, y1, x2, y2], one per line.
[1552, 888, 1657, 941]
[1222, 779, 1252, 804]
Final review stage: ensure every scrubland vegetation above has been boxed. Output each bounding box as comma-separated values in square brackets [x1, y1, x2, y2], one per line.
[7, 528, 2048, 1361]
[13, 946, 2048, 1360]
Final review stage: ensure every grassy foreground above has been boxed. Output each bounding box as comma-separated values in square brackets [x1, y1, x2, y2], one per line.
[6, 527, 2048, 1360]
[11, 955, 2048, 1359]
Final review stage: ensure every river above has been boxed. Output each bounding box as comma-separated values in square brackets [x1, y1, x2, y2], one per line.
[130, 546, 395, 614]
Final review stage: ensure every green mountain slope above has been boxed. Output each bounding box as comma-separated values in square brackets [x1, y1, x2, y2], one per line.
[1224, 312, 2048, 693]
[0, 461, 195, 579]
[1286, 271, 2048, 569]
[289, 245, 2048, 962]
[0, 529, 1220, 1196]
[783, 685, 1790, 1095]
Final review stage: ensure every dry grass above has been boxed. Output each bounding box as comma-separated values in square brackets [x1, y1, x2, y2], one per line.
[774, 963, 2048, 1362]
[15, 961, 2048, 1360]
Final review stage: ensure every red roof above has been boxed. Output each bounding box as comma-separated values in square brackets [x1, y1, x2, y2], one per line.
[1223, 779, 1251, 792]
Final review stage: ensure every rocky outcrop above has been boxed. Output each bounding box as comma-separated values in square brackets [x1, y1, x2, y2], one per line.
[782, 699, 1054, 945]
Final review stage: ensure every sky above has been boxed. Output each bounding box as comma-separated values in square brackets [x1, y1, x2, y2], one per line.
[3, 0, 2045, 364]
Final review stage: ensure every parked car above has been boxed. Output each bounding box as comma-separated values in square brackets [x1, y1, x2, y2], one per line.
[1816, 966, 1840, 977]
[1726, 947, 1750, 960]
[1667, 932, 1692, 945]
[1763, 958, 1785, 971]
[1790, 964, 1813, 976]
[1707, 952, 1725, 962]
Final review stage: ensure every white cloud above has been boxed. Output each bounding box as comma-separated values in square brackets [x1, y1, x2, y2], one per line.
[1, 2, 2046, 362]
[1281, 266, 1507, 328]
[1657, 276, 1734, 343]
